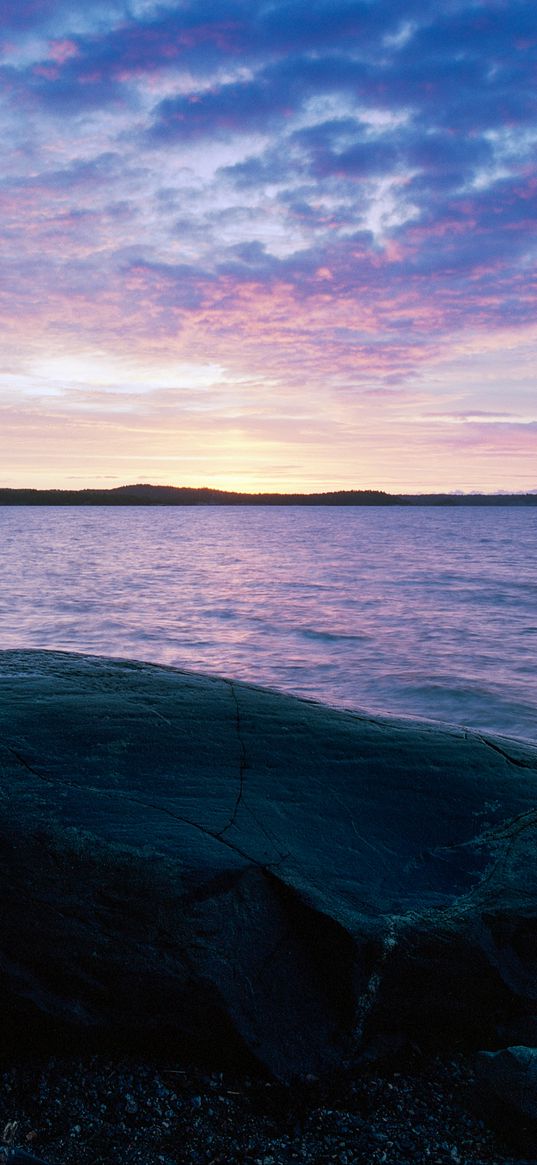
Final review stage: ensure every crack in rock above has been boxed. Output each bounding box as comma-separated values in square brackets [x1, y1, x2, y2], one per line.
[212, 683, 289, 864]
[0, 738, 280, 873]
[215, 680, 247, 838]
[477, 733, 537, 772]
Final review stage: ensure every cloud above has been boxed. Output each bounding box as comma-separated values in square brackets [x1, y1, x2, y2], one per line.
[1, 0, 536, 489]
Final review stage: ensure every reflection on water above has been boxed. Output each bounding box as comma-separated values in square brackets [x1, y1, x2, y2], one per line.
[1, 505, 536, 741]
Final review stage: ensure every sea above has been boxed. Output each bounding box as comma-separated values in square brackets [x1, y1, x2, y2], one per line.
[1, 504, 536, 742]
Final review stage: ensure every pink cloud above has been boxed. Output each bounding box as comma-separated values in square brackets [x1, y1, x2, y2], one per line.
[48, 39, 79, 64]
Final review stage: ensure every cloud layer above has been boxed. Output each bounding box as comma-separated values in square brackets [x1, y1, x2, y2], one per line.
[1, 0, 536, 488]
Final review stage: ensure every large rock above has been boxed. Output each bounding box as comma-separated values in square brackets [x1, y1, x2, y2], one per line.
[476, 1046, 537, 1122]
[475, 1045, 537, 1151]
[0, 649, 537, 1079]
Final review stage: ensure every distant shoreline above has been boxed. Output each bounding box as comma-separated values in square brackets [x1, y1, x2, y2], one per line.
[0, 484, 536, 506]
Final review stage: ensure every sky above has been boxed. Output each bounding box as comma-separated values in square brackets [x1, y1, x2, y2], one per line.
[1, 0, 536, 493]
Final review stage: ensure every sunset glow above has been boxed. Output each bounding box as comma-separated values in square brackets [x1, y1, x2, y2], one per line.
[1, 1, 536, 492]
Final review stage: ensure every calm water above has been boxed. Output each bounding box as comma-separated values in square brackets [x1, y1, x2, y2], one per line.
[1, 505, 536, 741]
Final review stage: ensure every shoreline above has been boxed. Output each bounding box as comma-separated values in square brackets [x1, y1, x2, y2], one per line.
[1, 484, 537, 506]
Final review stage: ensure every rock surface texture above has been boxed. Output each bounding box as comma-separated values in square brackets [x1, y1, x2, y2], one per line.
[0, 650, 537, 1080]
[477, 1045, 537, 1122]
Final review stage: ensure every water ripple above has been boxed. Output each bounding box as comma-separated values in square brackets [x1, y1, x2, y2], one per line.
[0, 504, 536, 742]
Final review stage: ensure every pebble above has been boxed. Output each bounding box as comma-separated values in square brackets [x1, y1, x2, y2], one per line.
[0, 1052, 525, 1164]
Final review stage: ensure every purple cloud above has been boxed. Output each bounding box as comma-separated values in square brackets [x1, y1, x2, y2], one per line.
[0, 0, 535, 491]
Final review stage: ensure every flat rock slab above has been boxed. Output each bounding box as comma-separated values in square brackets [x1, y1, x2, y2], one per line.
[1, 650, 537, 1078]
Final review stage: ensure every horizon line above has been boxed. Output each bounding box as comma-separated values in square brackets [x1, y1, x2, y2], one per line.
[1, 483, 537, 501]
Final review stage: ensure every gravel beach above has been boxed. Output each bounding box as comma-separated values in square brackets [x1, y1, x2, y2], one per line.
[0, 1051, 531, 1165]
